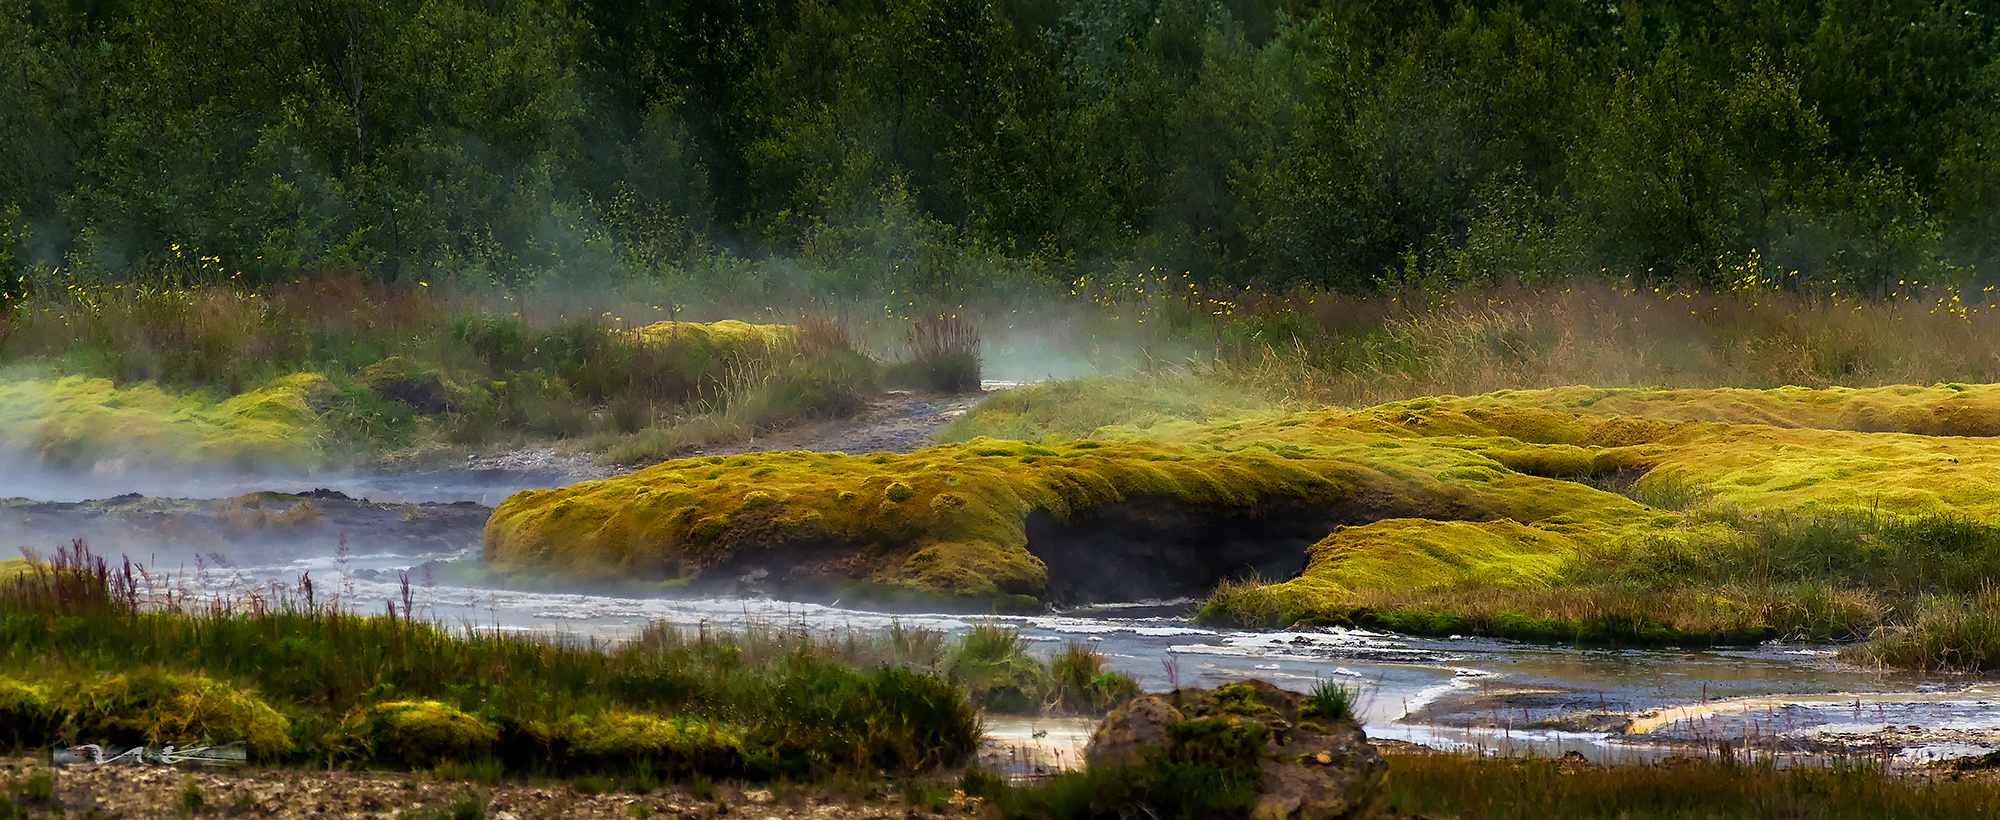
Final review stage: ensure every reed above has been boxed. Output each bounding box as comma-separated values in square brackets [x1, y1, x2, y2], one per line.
[0, 543, 979, 780]
[1383, 753, 2000, 819]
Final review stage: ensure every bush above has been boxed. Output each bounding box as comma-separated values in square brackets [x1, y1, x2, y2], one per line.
[534, 711, 742, 773]
[885, 315, 980, 393]
[1049, 643, 1140, 715]
[944, 623, 1048, 713]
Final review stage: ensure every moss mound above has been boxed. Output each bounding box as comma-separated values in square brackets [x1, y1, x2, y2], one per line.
[335, 700, 498, 766]
[1433, 383, 2000, 437]
[630, 320, 795, 353]
[0, 371, 335, 472]
[488, 381, 2000, 615]
[0, 670, 294, 758]
[532, 711, 743, 771]
[357, 356, 454, 414]
[484, 411, 1654, 604]
[0, 675, 54, 747]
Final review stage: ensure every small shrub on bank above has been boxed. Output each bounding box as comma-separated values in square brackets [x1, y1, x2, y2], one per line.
[1049, 643, 1140, 715]
[944, 623, 1049, 713]
[1299, 680, 1358, 724]
[885, 315, 980, 393]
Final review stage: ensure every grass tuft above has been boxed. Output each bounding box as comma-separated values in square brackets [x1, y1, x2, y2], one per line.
[1299, 680, 1358, 724]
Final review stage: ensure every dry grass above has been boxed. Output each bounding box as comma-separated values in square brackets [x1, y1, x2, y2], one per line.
[1224, 278, 2000, 407]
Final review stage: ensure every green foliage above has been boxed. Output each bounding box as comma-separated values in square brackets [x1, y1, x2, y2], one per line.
[943, 623, 1048, 714]
[2, 0, 1998, 293]
[964, 714, 1268, 819]
[336, 700, 499, 767]
[0, 545, 987, 780]
[885, 315, 981, 393]
[1299, 680, 1357, 724]
[1048, 642, 1140, 716]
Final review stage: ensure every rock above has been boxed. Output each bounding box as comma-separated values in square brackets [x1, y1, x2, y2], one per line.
[1083, 680, 1387, 820]
[1084, 696, 1186, 768]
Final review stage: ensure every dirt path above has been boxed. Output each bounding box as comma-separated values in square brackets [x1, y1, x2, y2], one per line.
[698, 390, 984, 458]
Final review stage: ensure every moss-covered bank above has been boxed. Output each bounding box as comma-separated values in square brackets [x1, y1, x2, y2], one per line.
[488, 382, 2000, 665]
[483, 420, 1652, 606]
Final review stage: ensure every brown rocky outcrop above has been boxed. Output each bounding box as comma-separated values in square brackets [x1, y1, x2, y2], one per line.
[1085, 679, 1387, 820]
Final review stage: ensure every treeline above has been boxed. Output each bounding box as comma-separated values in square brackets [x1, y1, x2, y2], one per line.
[2, 0, 1997, 298]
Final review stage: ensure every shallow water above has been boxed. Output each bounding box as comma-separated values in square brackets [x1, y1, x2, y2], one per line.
[133, 545, 2000, 769]
[20, 455, 2000, 771]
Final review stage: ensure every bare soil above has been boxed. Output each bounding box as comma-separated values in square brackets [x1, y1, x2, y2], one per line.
[0, 756, 983, 819]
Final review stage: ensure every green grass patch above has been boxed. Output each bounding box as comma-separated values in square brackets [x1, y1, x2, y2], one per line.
[0, 276, 899, 470]
[0, 370, 337, 472]
[0, 546, 982, 781]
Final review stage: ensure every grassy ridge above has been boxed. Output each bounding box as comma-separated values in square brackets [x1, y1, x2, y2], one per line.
[0, 545, 1122, 783]
[0, 275, 907, 471]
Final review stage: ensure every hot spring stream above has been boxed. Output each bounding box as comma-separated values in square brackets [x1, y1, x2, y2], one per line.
[150, 542, 2000, 775]
[18, 461, 2000, 776]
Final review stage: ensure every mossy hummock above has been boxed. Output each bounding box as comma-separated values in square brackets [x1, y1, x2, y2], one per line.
[483, 414, 1658, 606]
[0, 371, 335, 472]
[487, 382, 2000, 615]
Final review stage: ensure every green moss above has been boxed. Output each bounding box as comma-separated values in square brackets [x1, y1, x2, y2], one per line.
[1435, 383, 2000, 437]
[1290, 519, 1583, 594]
[630, 320, 796, 352]
[336, 700, 497, 766]
[18, 671, 295, 758]
[484, 425, 1649, 602]
[1211, 681, 1277, 716]
[540, 711, 742, 770]
[357, 356, 456, 414]
[0, 371, 335, 472]
[0, 674, 54, 746]
[492, 381, 2000, 618]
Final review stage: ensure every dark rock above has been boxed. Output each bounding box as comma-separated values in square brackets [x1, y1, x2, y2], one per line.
[1084, 679, 1388, 820]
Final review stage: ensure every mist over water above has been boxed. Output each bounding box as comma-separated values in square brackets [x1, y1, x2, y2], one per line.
[0, 460, 577, 506]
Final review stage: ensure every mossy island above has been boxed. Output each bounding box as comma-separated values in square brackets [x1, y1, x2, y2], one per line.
[487, 380, 2000, 666]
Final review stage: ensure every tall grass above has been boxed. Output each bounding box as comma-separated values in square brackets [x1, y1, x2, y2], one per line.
[3, 545, 1138, 785]
[939, 623, 1137, 715]
[0, 543, 980, 779]
[885, 314, 981, 392]
[1384, 754, 2000, 819]
[0, 273, 884, 462]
